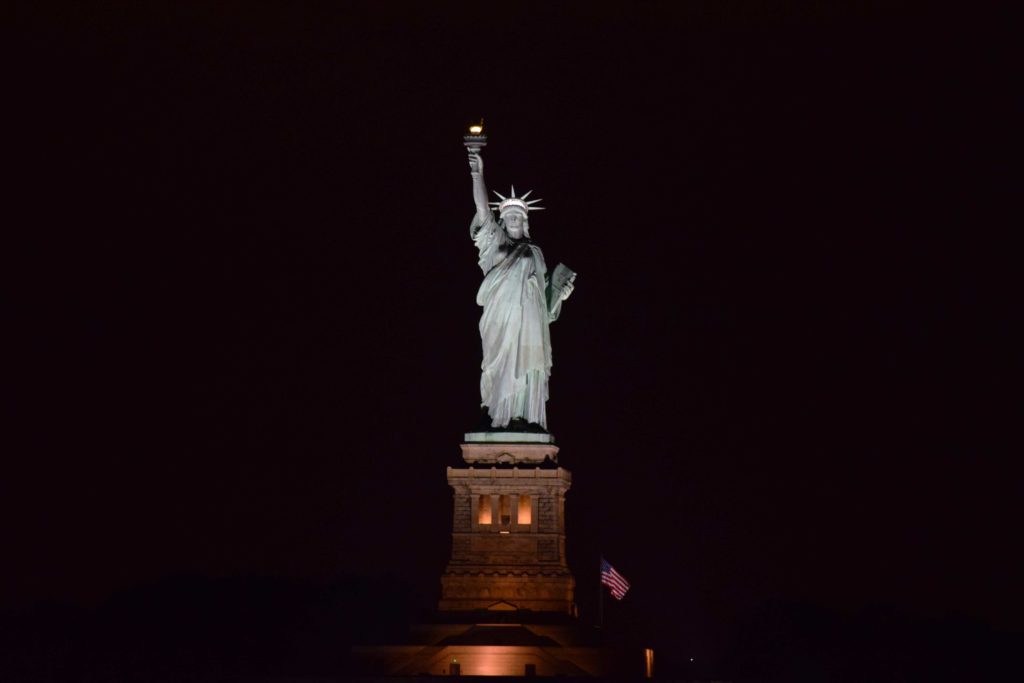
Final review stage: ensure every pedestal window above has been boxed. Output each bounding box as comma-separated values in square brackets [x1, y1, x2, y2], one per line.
[517, 495, 532, 525]
[477, 495, 492, 525]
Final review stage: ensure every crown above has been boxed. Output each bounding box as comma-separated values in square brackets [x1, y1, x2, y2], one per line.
[488, 186, 544, 217]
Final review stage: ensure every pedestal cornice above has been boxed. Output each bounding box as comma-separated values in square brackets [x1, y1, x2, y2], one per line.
[459, 441, 560, 465]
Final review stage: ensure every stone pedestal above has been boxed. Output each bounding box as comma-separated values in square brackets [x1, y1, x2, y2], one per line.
[352, 441, 641, 677]
[439, 443, 575, 614]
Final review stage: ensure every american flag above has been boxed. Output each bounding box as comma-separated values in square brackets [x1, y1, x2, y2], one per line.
[600, 558, 630, 600]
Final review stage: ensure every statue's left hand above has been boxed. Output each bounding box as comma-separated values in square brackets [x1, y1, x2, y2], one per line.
[559, 280, 575, 301]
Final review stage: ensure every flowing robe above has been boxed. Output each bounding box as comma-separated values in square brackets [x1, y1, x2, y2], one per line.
[471, 213, 558, 429]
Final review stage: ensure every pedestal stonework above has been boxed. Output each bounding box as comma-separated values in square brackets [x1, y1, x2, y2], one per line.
[439, 445, 575, 614]
[459, 440, 559, 465]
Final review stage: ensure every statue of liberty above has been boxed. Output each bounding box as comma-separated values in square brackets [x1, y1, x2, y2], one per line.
[467, 147, 576, 431]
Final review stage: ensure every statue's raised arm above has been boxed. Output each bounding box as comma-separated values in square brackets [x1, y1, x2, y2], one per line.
[468, 152, 490, 225]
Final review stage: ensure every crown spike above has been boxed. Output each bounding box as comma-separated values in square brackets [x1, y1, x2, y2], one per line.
[491, 184, 545, 217]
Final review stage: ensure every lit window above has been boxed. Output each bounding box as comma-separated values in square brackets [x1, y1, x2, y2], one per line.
[478, 495, 492, 525]
[518, 495, 532, 525]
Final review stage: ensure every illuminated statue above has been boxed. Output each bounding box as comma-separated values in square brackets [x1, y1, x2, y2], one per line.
[467, 147, 575, 430]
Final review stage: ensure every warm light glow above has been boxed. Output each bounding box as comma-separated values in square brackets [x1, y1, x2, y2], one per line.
[644, 648, 655, 678]
[469, 124, 483, 134]
[517, 495, 532, 525]
[453, 646, 541, 676]
[478, 495, 492, 525]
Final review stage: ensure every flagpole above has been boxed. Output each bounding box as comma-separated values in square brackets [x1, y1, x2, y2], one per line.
[597, 556, 604, 629]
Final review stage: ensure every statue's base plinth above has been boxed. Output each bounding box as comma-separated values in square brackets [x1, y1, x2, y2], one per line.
[460, 439, 558, 465]
[464, 430, 554, 443]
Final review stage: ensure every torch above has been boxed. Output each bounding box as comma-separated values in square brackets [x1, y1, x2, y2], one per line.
[463, 119, 487, 156]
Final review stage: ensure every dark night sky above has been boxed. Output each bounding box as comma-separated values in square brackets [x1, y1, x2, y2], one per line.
[7, 0, 1019, 672]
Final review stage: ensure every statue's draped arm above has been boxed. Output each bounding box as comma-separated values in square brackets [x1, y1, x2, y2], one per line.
[468, 151, 509, 274]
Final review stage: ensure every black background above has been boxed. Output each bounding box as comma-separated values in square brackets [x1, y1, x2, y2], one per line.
[7, 2, 1019, 679]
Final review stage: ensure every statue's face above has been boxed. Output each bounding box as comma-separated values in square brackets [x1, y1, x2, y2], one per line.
[503, 212, 525, 238]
